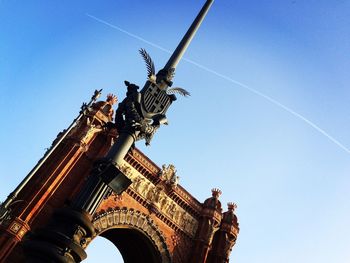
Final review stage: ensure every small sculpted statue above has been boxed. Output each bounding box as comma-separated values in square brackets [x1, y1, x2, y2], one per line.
[159, 164, 180, 188]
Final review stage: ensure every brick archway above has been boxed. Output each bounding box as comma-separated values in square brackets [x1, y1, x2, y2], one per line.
[0, 99, 239, 263]
[92, 208, 171, 263]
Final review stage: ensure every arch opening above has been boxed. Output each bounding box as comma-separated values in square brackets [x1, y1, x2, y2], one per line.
[85, 236, 123, 262]
[91, 209, 171, 263]
[99, 227, 162, 263]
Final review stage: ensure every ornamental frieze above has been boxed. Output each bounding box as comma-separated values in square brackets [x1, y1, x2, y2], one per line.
[116, 161, 198, 237]
[93, 208, 171, 263]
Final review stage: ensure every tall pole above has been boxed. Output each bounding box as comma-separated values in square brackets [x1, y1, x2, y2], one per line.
[164, 0, 214, 71]
[22, 1, 214, 262]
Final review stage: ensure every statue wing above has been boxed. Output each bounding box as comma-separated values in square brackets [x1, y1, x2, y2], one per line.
[139, 48, 155, 78]
[166, 87, 191, 97]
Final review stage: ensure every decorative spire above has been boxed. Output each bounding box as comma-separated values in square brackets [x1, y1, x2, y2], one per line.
[211, 188, 222, 198]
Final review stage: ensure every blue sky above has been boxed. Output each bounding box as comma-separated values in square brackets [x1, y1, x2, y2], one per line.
[1, 1, 350, 262]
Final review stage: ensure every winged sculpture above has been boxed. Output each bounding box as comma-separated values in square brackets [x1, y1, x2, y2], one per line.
[139, 48, 191, 97]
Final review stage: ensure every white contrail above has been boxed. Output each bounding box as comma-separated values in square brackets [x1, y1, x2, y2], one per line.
[86, 13, 350, 154]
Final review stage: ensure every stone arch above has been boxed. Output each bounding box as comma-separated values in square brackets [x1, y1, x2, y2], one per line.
[92, 208, 171, 263]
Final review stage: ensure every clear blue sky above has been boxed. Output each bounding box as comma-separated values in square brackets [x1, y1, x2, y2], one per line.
[1, 1, 350, 262]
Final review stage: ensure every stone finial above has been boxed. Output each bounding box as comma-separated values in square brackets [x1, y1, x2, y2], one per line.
[211, 188, 222, 198]
[227, 202, 237, 212]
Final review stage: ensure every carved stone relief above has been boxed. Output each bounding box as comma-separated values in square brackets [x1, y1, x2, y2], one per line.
[116, 161, 198, 237]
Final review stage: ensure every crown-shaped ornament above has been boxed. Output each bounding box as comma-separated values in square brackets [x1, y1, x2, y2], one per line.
[211, 188, 222, 198]
[106, 93, 118, 105]
[227, 202, 237, 211]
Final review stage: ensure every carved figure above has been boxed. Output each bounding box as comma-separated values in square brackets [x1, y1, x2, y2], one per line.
[169, 172, 180, 188]
[133, 177, 144, 193]
[146, 185, 155, 201]
[115, 81, 142, 130]
[141, 181, 151, 197]
[159, 164, 179, 188]
[173, 210, 181, 223]
[153, 186, 163, 203]
[159, 196, 169, 211]
[181, 212, 188, 228]
[167, 202, 177, 219]
[158, 164, 167, 179]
